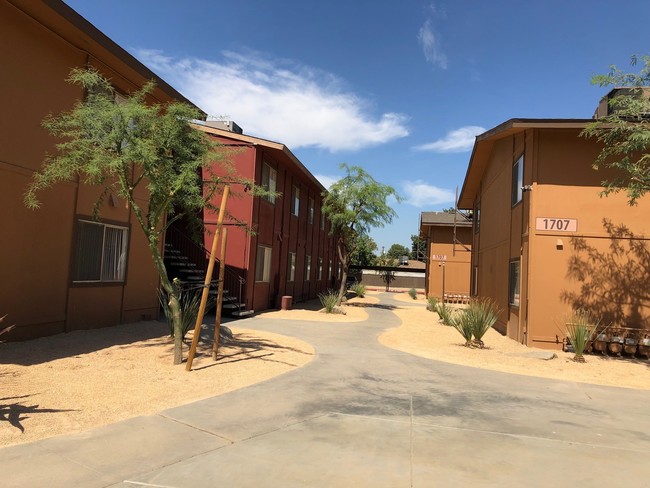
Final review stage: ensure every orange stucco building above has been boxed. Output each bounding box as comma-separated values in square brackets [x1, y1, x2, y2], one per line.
[1, 0, 199, 340]
[419, 211, 472, 301]
[458, 117, 650, 350]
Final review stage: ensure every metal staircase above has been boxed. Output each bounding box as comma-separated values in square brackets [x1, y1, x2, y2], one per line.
[163, 226, 253, 318]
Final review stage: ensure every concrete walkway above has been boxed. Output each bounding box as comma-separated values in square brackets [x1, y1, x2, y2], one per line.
[3, 293, 650, 487]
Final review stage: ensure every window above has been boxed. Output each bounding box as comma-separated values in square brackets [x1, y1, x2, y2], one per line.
[308, 197, 315, 225]
[328, 260, 333, 279]
[318, 258, 323, 280]
[474, 200, 481, 234]
[512, 155, 524, 206]
[255, 245, 272, 282]
[291, 185, 300, 216]
[337, 262, 342, 279]
[472, 266, 479, 296]
[305, 255, 311, 280]
[261, 162, 277, 204]
[509, 260, 520, 307]
[288, 252, 296, 282]
[72, 220, 128, 283]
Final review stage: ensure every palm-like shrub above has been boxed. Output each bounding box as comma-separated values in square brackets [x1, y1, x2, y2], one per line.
[565, 310, 599, 362]
[350, 282, 367, 298]
[408, 288, 418, 299]
[462, 297, 500, 348]
[319, 290, 339, 313]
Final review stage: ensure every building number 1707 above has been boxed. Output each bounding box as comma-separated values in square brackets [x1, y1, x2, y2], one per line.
[535, 217, 577, 232]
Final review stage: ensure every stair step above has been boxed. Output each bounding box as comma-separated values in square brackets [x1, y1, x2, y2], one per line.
[222, 303, 246, 309]
[231, 310, 254, 317]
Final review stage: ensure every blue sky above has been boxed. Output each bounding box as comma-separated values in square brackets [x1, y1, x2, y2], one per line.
[66, 0, 650, 253]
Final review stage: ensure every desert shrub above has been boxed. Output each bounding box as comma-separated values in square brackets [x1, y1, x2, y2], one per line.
[350, 282, 367, 297]
[435, 303, 457, 326]
[0, 314, 16, 341]
[426, 296, 438, 312]
[565, 310, 600, 362]
[450, 310, 474, 346]
[159, 285, 213, 340]
[319, 290, 339, 313]
[463, 297, 500, 347]
[408, 288, 418, 300]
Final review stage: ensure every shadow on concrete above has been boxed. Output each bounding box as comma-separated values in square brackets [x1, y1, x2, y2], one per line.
[0, 395, 77, 433]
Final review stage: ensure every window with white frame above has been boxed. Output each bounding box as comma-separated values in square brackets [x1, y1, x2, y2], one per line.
[328, 260, 332, 279]
[255, 245, 272, 282]
[308, 197, 314, 225]
[318, 257, 323, 280]
[291, 185, 300, 216]
[261, 162, 277, 204]
[305, 255, 311, 281]
[509, 259, 520, 307]
[288, 252, 296, 282]
[72, 220, 128, 283]
[474, 200, 481, 234]
[512, 155, 524, 206]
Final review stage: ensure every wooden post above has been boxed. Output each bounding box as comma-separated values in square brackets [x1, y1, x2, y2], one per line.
[212, 226, 228, 360]
[186, 185, 230, 371]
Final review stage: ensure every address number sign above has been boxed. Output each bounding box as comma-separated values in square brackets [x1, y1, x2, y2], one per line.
[535, 217, 577, 232]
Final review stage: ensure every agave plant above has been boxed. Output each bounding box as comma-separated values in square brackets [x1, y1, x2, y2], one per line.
[319, 290, 339, 313]
[565, 310, 600, 362]
[158, 283, 213, 341]
[463, 297, 500, 348]
[350, 282, 367, 298]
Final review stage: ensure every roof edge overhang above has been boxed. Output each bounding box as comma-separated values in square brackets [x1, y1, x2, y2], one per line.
[191, 123, 327, 193]
[8, 0, 204, 116]
[457, 118, 593, 208]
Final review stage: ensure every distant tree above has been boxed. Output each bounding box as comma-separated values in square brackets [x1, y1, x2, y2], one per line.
[411, 234, 427, 262]
[441, 207, 457, 214]
[24, 68, 251, 365]
[386, 243, 410, 260]
[350, 233, 378, 266]
[582, 54, 650, 205]
[322, 164, 400, 305]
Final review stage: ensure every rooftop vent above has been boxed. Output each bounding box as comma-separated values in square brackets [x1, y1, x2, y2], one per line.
[204, 120, 243, 134]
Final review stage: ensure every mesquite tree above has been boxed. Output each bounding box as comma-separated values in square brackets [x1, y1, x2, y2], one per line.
[322, 164, 400, 305]
[25, 68, 232, 365]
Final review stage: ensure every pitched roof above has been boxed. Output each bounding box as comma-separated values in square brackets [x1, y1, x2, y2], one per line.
[420, 211, 471, 227]
[457, 118, 593, 209]
[191, 121, 326, 192]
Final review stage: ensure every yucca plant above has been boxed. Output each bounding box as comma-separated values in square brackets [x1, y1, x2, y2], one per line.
[450, 310, 474, 346]
[159, 284, 213, 341]
[463, 297, 500, 348]
[319, 290, 339, 313]
[435, 303, 457, 326]
[350, 282, 367, 298]
[565, 309, 599, 362]
[408, 288, 418, 300]
[426, 296, 438, 312]
[0, 314, 16, 342]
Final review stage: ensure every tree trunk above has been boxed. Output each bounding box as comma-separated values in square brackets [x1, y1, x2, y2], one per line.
[149, 237, 184, 365]
[335, 240, 349, 306]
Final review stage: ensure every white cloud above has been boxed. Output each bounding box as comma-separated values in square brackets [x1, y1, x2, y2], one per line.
[418, 19, 447, 69]
[414, 125, 486, 153]
[137, 49, 409, 152]
[402, 180, 455, 208]
[313, 174, 338, 190]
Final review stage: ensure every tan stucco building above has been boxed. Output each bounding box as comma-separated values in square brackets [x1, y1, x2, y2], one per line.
[419, 211, 472, 301]
[1, 0, 199, 340]
[458, 117, 650, 349]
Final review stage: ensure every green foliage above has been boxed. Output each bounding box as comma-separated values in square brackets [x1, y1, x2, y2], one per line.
[350, 282, 366, 297]
[350, 232, 378, 266]
[386, 243, 410, 260]
[24, 68, 251, 365]
[411, 234, 427, 262]
[582, 54, 650, 205]
[426, 296, 438, 312]
[158, 283, 213, 341]
[322, 164, 401, 305]
[435, 303, 457, 325]
[318, 290, 339, 313]
[408, 288, 418, 299]
[442, 297, 500, 348]
[565, 310, 600, 362]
